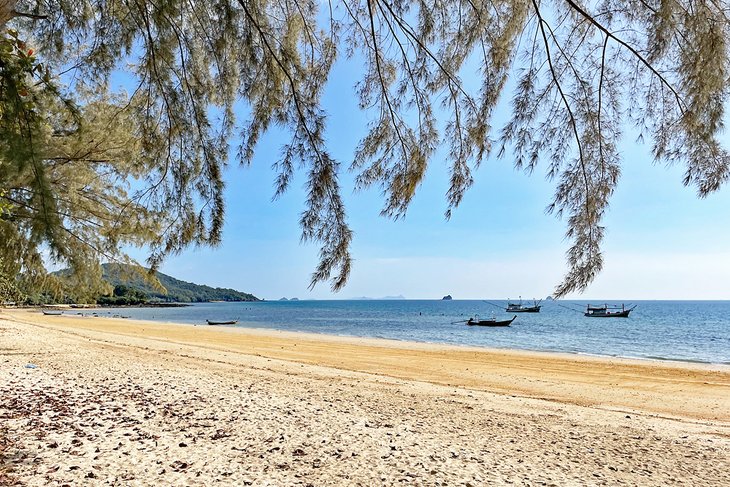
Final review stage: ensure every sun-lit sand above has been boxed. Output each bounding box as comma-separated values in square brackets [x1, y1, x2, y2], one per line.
[2, 308, 729, 485]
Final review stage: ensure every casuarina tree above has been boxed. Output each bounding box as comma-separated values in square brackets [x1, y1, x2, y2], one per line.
[1, 1, 728, 296]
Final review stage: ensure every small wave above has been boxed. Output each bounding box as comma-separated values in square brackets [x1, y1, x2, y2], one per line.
[642, 355, 714, 365]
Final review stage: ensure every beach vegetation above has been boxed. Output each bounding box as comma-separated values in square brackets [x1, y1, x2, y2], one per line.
[1, 1, 728, 297]
[0, 258, 24, 303]
[1, 28, 163, 300]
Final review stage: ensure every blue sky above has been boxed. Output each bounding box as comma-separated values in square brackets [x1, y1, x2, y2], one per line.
[128, 49, 730, 301]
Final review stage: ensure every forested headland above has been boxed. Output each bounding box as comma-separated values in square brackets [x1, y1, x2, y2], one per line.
[97, 264, 259, 304]
[1, 263, 259, 305]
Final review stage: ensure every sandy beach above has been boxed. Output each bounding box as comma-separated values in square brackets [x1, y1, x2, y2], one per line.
[1, 309, 729, 485]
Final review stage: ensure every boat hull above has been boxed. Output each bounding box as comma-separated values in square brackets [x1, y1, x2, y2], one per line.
[507, 306, 541, 313]
[466, 315, 516, 327]
[206, 320, 238, 325]
[584, 310, 632, 318]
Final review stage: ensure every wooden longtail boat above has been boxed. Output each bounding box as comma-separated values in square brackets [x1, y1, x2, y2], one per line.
[206, 319, 238, 325]
[466, 315, 516, 327]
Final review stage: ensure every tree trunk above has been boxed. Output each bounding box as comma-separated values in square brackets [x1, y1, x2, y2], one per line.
[0, 0, 18, 31]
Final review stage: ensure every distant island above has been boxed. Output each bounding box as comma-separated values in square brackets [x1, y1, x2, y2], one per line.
[67, 263, 260, 305]
[442, 295, 453, 300]
[352, 295, 406, 300]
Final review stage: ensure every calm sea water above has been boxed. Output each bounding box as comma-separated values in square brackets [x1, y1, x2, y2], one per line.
[87, 300, 730, 365]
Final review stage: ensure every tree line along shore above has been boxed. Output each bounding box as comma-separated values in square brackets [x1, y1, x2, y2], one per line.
[1, 263, 259, 306]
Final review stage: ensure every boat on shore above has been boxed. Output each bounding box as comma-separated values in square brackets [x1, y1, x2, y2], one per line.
[466, 315, 516, 327]
[206, 319, 238, 325]
[41, 309, 63, 316]
[506, 297, 542, 313]
[584, 304, 635, 318]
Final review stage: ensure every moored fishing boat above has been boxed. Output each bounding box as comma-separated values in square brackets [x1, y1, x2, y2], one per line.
[506, 297, 542, 313]
[42, 309, 63, 316]
[206, 319, 238, 325]
[466, 315, 516, 327]
[584, 304, 635, 318]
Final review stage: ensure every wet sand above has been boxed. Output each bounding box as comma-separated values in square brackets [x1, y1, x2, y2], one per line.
[1, 309, 729, 485]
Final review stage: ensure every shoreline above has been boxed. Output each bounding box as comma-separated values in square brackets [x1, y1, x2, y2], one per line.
[3, 308, 729, 422]
[15, 306, 730, 368]
[2, 308, 729, 485]
[8, 307, 730, 369]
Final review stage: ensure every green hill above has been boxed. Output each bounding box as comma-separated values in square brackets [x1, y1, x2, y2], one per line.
[100, 263, 259, 303]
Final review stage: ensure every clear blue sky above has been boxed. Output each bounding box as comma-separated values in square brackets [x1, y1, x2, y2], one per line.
[128, 52, 730, 301]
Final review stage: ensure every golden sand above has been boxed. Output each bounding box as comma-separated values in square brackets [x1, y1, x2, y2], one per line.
[1, 308, 729, 485]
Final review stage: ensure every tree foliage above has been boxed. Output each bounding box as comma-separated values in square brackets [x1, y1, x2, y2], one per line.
[0, 257, 24, 303]
[1, 1, 729, 297]
[1, 74, 162, 295]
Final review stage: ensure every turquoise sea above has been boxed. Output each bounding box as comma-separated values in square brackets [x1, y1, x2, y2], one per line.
[87, 300, 730, 365]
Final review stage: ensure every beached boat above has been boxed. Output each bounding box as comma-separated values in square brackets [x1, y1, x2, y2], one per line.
[584, 304, 635, 318]
[42, 309, 63, 316]
[206, 319, 238, 325]
[466, 315, 516, 327]
[506, 297, 542, 313]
